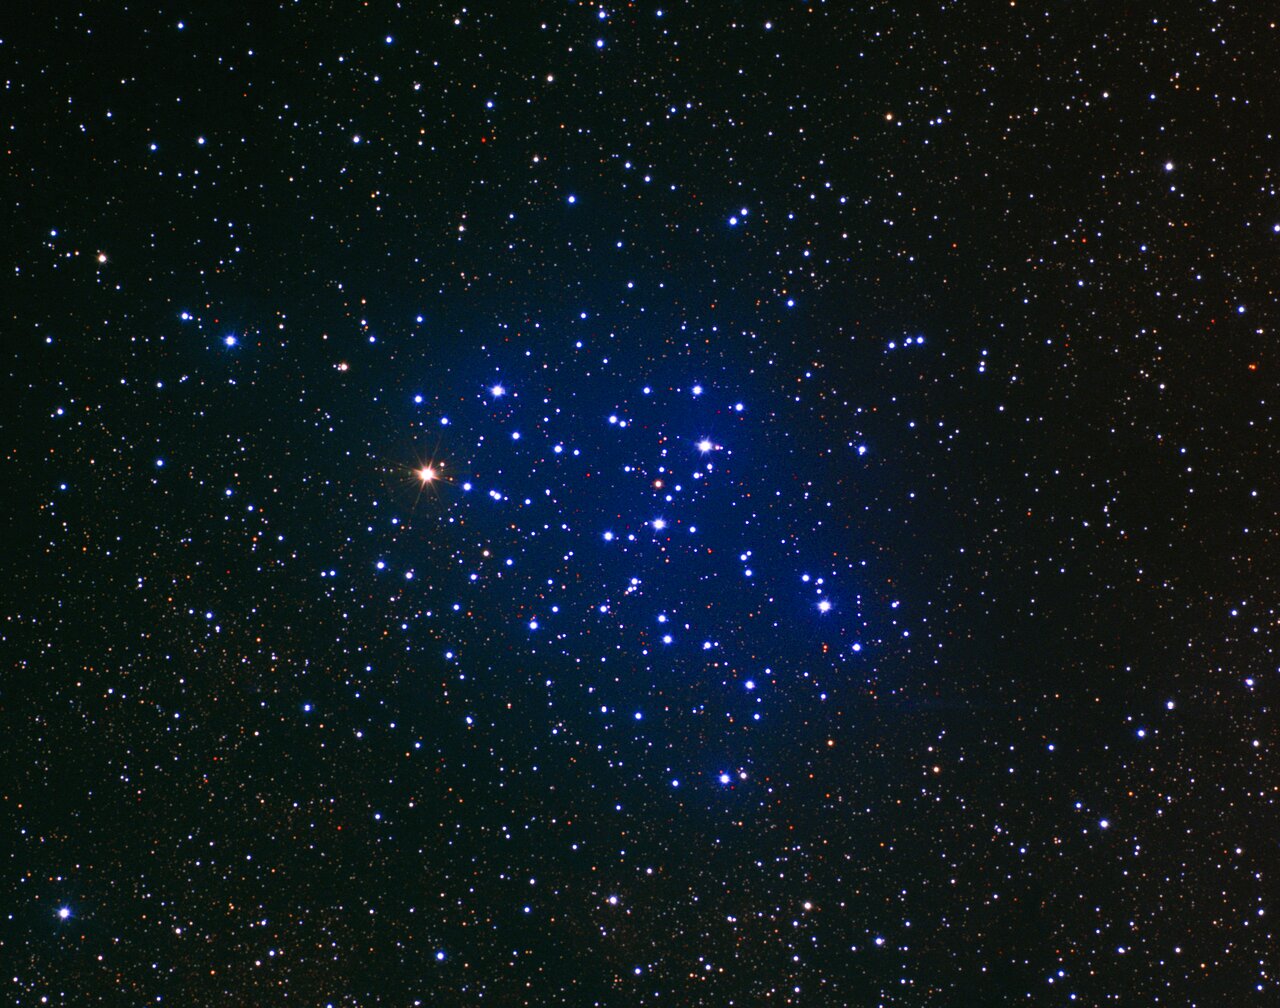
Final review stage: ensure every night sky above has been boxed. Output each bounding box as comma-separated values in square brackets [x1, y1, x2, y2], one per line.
[4, 3, 1277, 1005]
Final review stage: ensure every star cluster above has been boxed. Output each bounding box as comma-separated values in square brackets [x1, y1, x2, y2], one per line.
[5, 3, 1277, 1005]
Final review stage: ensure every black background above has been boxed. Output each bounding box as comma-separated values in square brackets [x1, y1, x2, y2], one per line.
[4, 2, 1277, 1004]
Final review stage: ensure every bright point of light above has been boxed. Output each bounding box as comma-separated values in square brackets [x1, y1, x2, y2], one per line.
[697, 439, 713, 452]
[490, 383, 505, 397]
[691, 384, 703, 396]
[652, 518, 666, 531]
[1164, 161, 1174, 171]
[603, 531, 614, 541]
[97, 252, 108, 263]
[718, 773, 731, 784]
[818, 599, 832, 613]
[1099, 819, 1110, 829]
[745, 679, 755, 690]
[224, 335, 237, 347]
[567, 194, 576, 204]
[418, 465, 436, 483]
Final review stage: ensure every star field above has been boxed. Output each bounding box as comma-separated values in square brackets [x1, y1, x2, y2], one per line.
[4, 3, 1278, 1005]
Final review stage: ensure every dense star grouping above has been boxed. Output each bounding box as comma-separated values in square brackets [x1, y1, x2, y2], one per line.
[5, 2, 1278, 1005]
